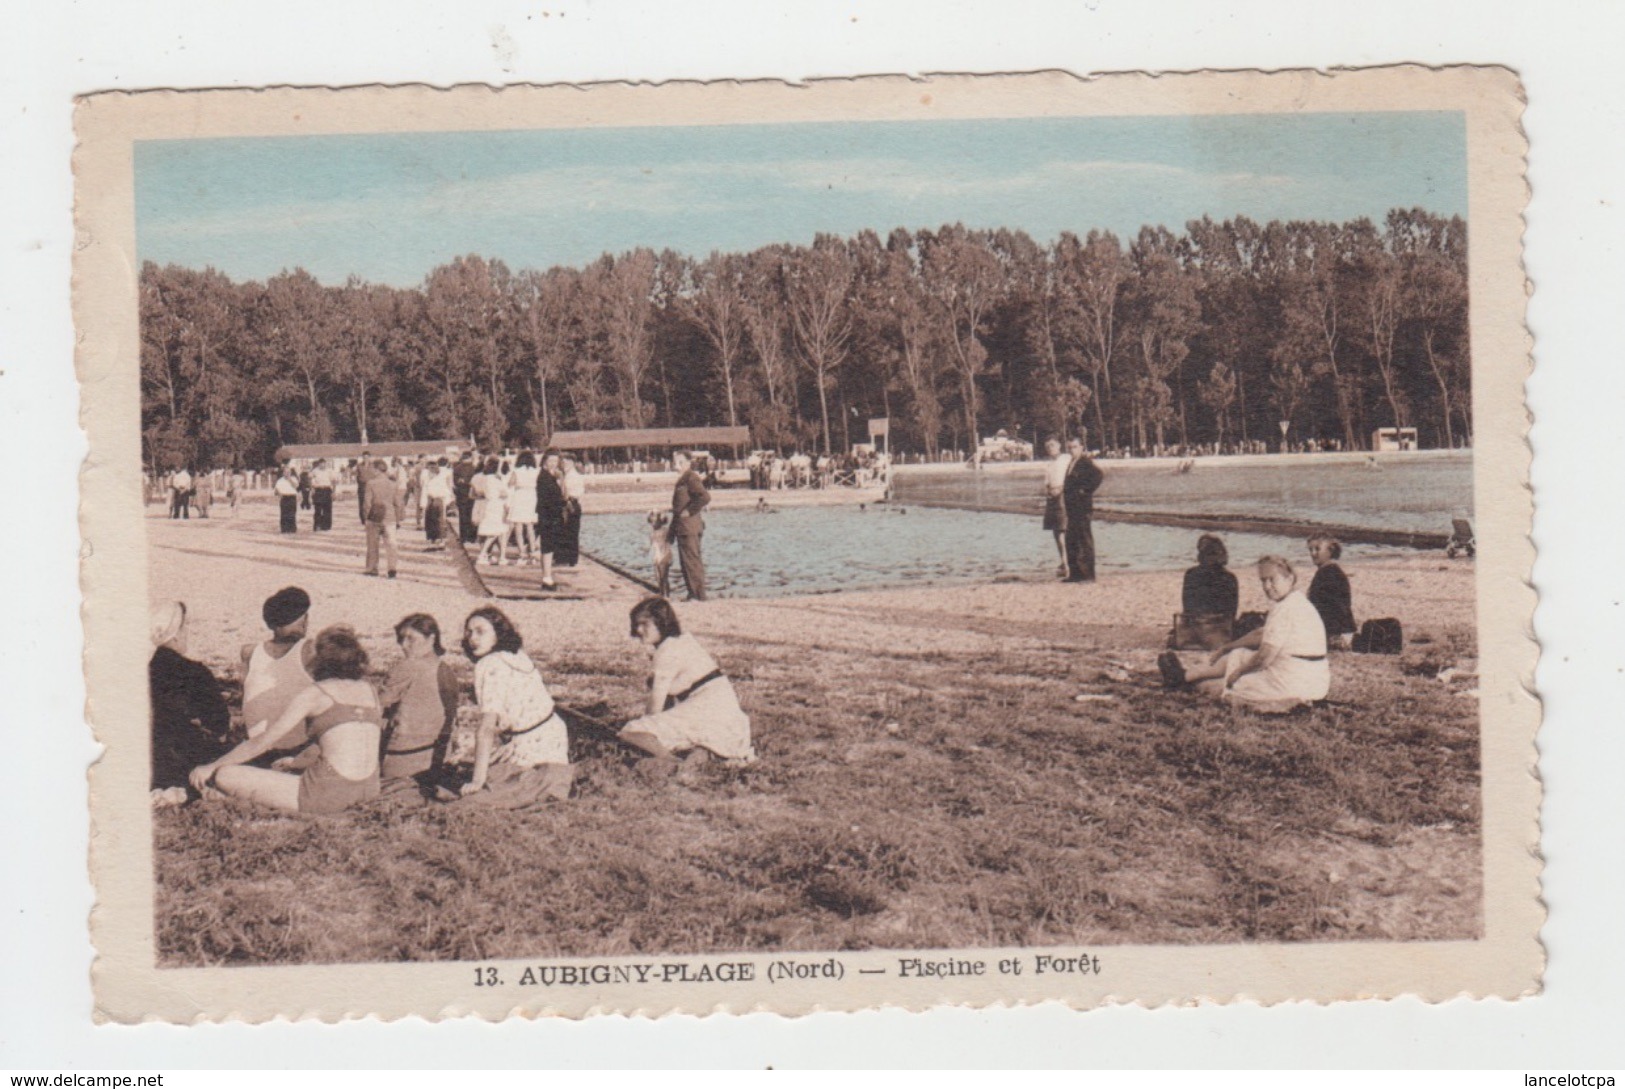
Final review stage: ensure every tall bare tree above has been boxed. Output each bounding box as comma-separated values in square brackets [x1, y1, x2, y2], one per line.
[784, 235, 853, 454]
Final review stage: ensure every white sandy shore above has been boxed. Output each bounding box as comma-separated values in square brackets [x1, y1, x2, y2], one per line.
[148, 502, 1476, 700]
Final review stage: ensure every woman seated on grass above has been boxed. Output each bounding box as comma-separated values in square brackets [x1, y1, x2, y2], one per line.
[1306, 535, 1357, 649]
[1176, 533, 1239, 647]
[149, 600, 231, 805]
[458, 606, 570, 799]
[378, 613, 459, 786]
[189, 626, 382, 815]
[620, 596, 755, 773]
[1157, 554, 1330, 711]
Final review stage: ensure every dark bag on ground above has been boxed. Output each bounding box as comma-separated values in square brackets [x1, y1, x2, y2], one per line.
[1234, 611, 1267, 638]
[1353, 618, 1404, 654]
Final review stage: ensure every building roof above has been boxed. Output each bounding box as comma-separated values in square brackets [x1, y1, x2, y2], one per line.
[274, 439, 472, 462]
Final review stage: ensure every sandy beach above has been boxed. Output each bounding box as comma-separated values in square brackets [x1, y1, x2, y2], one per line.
[150, 493, 1475, 685]
[148, 492, 1481, 963]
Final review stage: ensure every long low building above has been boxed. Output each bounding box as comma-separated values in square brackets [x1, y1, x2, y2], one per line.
[274, 426, 751, 465]
[274, 439, 472, 463]
[548, 426, 752, 452]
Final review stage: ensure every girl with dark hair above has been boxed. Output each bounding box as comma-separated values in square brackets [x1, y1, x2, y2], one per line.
[620, 596, 754, 769]
[459, 606, 568, 795]
[378, 614, 459, 782]
[189, 625, 383, 814]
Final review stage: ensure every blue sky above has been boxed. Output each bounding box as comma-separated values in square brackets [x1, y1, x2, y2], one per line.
[135, 111, 1466, 287]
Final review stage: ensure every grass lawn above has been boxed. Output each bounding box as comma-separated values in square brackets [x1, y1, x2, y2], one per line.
[153, 618, 1480, 966]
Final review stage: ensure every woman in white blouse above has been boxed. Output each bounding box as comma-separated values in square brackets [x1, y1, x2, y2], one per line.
[1157, 554, 1330, 710]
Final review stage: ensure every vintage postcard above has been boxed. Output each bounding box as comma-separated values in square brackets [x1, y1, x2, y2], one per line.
[75, 67, 1537, 1022]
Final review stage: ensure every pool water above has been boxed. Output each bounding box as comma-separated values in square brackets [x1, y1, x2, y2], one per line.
[582, 505, 1406, 600]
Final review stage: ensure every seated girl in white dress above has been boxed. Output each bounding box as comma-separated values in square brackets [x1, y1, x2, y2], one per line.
[620, 596, 754, 771]
[1157, 554, 1330, 712]
[457, 606, 571, 801]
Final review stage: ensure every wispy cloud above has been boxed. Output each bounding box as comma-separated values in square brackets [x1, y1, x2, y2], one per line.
[144, 155, 1299, 245]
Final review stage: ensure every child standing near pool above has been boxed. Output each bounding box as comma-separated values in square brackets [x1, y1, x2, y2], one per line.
[648, 511, 672, 597]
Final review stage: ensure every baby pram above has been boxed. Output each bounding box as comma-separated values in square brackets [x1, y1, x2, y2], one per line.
[1445, 518, 1475, 558]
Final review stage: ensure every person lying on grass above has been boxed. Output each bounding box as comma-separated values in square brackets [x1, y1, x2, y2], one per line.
[619, 596, 755, 775]
[1157, 554, 1330, 711]
[189, 626, 382, 815]
[456, 606, 571, 800]
[378, 613, 459, 787]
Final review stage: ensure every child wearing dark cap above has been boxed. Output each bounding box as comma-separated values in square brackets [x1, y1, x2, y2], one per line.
[241, 586, 317, 749]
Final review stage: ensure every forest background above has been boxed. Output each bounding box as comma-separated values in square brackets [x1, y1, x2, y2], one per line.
[140, 208, 1468, 470]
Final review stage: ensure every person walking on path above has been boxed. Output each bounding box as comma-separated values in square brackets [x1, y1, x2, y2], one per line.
[1061, 435, 1104, 582]
[558, 455, 586, 566]
[309, 459, 335, 531]
[1040, 437, 1072, 577]
[422, 459, 453, 549]
[453, 450, 478, 544]
[669, 450, 711, 601]
[169, 467, 192, 519]
[506, 451, 542, 565]
[363, 459, 402, 578]
[274, 467, 300, 534]
[530, 450, 567, 591]
[194, 469, 214, 519]
[355, 453, 377, 525]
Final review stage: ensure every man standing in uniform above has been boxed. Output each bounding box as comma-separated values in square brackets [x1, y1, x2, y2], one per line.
[669, 450, 711, 601]
[452, 449, 478, 544]
[1061, 434, 1104, 583]
[363, 459, 401, 578]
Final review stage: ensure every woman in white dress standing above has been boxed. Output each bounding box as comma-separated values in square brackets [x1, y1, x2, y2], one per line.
[476, 456, 511, 565]
[506, 450, 541, 565]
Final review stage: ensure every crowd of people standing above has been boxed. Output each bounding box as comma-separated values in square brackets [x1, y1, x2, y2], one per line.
[249, 449, 588, 586]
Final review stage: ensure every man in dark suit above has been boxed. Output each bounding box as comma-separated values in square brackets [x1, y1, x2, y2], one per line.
[452, 450, 478, 543]
[669, 450, 711, 601]
[363, 459, 401, 578]
[1061, 435, 1104, 582]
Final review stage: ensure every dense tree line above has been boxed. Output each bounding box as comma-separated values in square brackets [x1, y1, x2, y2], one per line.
[140, 208, 1468, 469]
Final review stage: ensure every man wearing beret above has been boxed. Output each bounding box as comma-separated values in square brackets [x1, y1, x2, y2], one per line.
[239, 586, 317, 747]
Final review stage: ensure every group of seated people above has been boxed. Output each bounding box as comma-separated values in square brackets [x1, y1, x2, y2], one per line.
[1157, 532, 1359, 711]
[148, 586, 754, 815]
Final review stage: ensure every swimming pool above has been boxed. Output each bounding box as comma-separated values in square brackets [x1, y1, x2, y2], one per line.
[581, 505, 1406, 599]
